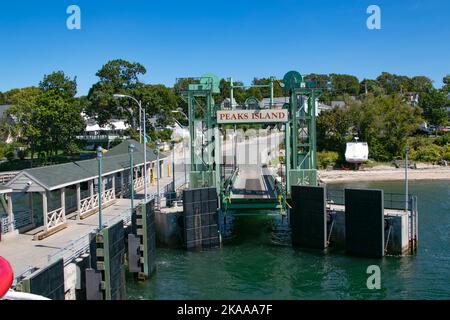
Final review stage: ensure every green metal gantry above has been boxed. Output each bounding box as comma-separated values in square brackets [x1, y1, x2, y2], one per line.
[177, 71, 324, 212]
[282, 71, 324, 195]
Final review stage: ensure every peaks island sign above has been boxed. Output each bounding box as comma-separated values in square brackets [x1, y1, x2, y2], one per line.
[217, 109, 288, 124]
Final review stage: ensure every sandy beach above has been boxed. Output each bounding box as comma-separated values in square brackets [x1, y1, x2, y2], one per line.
[319, 164, 450, 183]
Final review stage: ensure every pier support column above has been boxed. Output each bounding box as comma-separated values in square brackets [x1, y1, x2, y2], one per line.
[112, 174, 116, 199]
[89, 180, 94, 198]
[290, 185, 327, 249]
[6, 193, 14, 233]
[42, 191, 48, 232]
[120, 171, 124, 198]
[76, 183, 81, 219]
[61, 187, 66, 222]
[29, 192, 34, 226]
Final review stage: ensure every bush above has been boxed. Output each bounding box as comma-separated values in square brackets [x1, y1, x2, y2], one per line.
[410, 144, 443, 163]
[443, 145, 450, 161]
[407, 136, 433, 150]
[434, 133, 450, 147]
[65, 142, 80, 155]
[318, 151, 340, 169]
[5, 148, 15, 161]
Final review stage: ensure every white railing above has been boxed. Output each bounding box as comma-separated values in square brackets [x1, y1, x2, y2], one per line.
[134, 176, 145, 190]
[79, 188, 115, 215]
[47, 208, 65, 229]
[80, 194, 99, 215]
[102, 188, 115, 203]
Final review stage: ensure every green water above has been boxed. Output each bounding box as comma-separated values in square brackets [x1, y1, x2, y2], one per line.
[127, 180, 450, 300]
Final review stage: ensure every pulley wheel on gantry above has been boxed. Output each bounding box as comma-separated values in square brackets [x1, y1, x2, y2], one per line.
[282, 71, 303, 94]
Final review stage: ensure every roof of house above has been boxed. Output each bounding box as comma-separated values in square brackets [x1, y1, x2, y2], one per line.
[0, 185, 12, 194]
[85, 119, 130, 132]
[6, 139, 165, 191]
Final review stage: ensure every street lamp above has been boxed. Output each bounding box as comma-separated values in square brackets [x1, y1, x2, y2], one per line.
[172, 109, 188, 185]
[113, 94, 143, 144]
[96, 146, 103, 230]
[171, 108, 188, 121]
[128, 143, 135, 213]
[114, 94, 149, 202]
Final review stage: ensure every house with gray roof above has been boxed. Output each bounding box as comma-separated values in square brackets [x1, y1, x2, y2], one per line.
[2, 139, 168, 239]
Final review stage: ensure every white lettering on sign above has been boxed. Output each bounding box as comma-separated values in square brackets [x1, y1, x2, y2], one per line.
[217, 109, 288, 124]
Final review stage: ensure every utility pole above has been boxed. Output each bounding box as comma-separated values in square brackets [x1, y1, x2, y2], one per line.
[142, 106, 148, 202]
[128, 144, 135, 213]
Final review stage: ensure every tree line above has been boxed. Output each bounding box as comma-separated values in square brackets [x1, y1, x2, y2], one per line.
[0, 59, 449, 166]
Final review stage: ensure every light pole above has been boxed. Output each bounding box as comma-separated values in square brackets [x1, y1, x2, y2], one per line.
[96, 146, 103, 230]
[155, 140, 161, 210]
[142, 105, 148, 202]
[405, 146, 410, 212]
[172, 108, 188, 186]
[113, 94, 142, 143]
[114, 94, 148, 202]
[128, 144, 135, 213]
[171, 140, 176, 191]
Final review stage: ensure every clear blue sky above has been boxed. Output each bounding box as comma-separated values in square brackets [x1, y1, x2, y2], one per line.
[0, 0, 449, 96]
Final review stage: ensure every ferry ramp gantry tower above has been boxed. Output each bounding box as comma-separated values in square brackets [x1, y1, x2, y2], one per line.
[177, 71, 325, 214]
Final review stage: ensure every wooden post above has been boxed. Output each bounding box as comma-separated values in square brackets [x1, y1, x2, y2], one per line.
[61, 187, 66, 222]
[112, 174, 116, 199]
[89, 180, 94, 197]
[152, 164, 155, 186]
[6, 194, 14, 233]
[42, 191, 48, 231]
[120, 171, 124, 198]
[76, 183, 81, 219]
[29, 192, 34, 226]
[167, 159, 171, 178]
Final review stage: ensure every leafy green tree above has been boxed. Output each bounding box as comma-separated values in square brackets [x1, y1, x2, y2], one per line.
[86, 59, 147, 127]
[317, 107, 352, 158]
[304, 74, 330, 88]
[218, 79, 246, 105]
[376, 72, 411, 94]
[443, 75, 450, 92]
[410, 76, 433, 93]
[40, 71, 77, 98]
[419, 89, 449, 126]
[0, 92, 6, 104]
[348, 95, 422, 160]
[6, 73, 84, 161]
[4, 87, 42, 156]
[360, 79, 385, 96]
[139, 84, 179, 128]
[330, 74, 360, 96]
[252, 78, 284, 98]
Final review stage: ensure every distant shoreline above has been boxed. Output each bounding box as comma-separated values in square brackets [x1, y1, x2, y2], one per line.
[319, 166, 450, 183]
